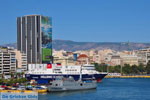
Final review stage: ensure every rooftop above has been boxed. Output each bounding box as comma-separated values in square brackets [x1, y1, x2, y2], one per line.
[78, 54, 88, 59]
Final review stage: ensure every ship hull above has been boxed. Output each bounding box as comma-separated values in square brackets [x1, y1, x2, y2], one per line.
[25, 73, 107, 84]
[48, 81, 97, 92]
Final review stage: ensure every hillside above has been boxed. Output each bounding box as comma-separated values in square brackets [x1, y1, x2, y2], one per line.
[1, 40, 150, 51]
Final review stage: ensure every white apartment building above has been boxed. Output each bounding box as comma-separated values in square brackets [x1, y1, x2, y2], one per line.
[0, 47, 16, 78]
[121, 55, 138, 66]
[136, 48, 150, 65]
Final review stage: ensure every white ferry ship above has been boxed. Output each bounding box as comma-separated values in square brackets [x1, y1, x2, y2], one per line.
[25, 64, 107, 84]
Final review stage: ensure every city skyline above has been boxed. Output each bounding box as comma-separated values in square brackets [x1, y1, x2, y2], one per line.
[0, 0, 150, 45]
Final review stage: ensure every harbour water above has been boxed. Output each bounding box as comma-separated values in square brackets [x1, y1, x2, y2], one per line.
[39, 78, 150, 100]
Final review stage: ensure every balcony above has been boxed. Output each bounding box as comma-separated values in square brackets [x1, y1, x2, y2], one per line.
[22, 62, 27, 65]
[3, 66, 10, 68]
[11, 68, 16, 70]
[3, 62, 10, 64]
[3, 60, 10, 62]
[3, 63, 10, 66]
[3, 69, 10, 71]
[3, 58, 10, 60]
[3, 55, 10, 58]
[4, 72, 10, 74]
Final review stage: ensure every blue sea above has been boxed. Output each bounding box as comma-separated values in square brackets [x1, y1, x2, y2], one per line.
[39, 78, 150, 100]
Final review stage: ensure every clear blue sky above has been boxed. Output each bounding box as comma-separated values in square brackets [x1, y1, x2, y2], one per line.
[0, 0, 150, 44]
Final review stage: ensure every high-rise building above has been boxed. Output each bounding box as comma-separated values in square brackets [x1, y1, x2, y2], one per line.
[17, 15, 52, 64]
[0, 47, 16, 78]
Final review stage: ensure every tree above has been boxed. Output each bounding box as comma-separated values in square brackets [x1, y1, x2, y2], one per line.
[137, 63, 146, 74]
[114, 65, 121, 73]
[0, 79, 4, 84]
[122, 64, 132, 75]
[7, 79, 14, 85]
[100, 63, 107, 72]
[146, 61, 150, 74]
[131, 65, 138, 75]
[17, 73, 21, 78]
[0, 74, 3, 79]
[21, 72, 25, 78]
[108, 66, 115, 73]
[94, 63, 103, 72]
[10, 72, 14, 79]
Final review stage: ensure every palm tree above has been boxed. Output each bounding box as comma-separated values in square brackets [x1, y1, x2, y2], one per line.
[17, 73, 21, 78]
[10, 72, 14, 79]
[0, 74, 3, 79]
[21, 72, 25, 78]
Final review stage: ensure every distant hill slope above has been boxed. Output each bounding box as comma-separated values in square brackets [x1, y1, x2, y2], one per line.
[0, 43, 17, 49]
[1, 40, 150, 51]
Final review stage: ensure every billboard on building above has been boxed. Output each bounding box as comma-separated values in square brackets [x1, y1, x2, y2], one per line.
[41, 16, 52, 63]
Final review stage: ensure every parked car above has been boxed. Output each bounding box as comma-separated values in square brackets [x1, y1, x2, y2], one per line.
[33, 86, 43, 90]
[1, 85, 7, 88]
[11, 87, 17, 90]
[26, 85, 33, 90]
[17, 86, 25, 90]
[5, 87, 11, 90]
[0, 87, 4, 90]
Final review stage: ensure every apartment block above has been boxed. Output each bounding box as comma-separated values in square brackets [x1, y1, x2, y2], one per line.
[121, 55, 138, 66]
[136, 48, 150, 65]
[0, 47, 16, 78]
[14, 50, 27, 70]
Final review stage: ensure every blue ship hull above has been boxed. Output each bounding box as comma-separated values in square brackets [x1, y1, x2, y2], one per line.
[25, 73, 107, 84]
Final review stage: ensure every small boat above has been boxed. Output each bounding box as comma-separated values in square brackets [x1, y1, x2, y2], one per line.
[48, 76, 97, 92]
[34, 89, 47, 93]
[33, 86, 47, 93]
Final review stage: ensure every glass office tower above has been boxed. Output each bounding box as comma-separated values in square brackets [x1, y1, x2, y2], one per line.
[17, 15, 52, 64]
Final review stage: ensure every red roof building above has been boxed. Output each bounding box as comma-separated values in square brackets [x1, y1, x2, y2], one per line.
[77, 54, 89, 65]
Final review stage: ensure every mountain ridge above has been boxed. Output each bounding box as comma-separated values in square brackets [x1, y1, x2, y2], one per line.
[1, 40, 150, 51]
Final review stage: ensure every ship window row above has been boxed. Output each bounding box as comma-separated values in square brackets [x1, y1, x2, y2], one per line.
[65, 69, 77, 71]
[67, 72, 80, 74]
[32, 72, 46, 74]
[54, 69, 60, 71]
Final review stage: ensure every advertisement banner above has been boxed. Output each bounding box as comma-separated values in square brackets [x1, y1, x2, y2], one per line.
[41, 16, 52, 63]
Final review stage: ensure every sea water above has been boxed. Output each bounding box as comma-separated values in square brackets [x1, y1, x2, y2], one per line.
[39, 78, 150, 100]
